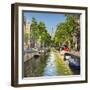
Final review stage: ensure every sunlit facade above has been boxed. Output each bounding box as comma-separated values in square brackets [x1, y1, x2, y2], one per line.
[24, 21, 30, 48]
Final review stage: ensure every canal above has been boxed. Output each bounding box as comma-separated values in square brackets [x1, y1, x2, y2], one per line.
[43, 51, 57, 76]
[24, 50, 80, 77]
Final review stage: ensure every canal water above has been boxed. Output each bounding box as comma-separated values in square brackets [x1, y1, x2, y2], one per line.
[24, 51, 58, 77]
[24, 52, 49, 77]
[43, 51, 57, 76]
[24, 51, 80, 77]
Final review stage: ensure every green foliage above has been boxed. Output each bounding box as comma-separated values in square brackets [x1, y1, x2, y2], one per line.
[30, 18, 51, 48]
[30, 17, 39, 40]
[24, 14, 80, 51]
[55, 53, 72, 75]
[38, 21, 51, 47]
[51, 48, 72, 75]
[53, 14, 80, 50]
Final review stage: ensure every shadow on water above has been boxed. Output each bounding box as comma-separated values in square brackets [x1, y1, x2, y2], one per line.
[24, 53, 49, 77]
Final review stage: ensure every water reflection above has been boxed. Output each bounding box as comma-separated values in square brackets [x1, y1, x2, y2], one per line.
[24, 53, 48, 77]
[24, 51, 80, 77]
[43, 52, 57, 76]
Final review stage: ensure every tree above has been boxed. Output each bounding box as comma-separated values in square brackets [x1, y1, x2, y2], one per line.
[30, 18, 51, 49]
[30, 17, 39, 48]
[38, 21, 51, 48]
[53, 14, 80, 51]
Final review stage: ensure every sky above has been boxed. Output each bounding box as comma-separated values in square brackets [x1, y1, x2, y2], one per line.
[23, 11, 66, 35]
